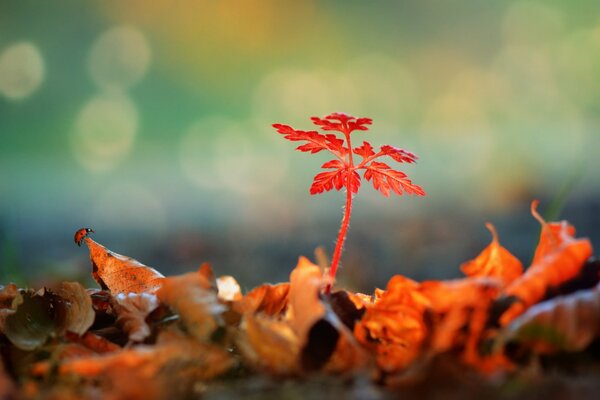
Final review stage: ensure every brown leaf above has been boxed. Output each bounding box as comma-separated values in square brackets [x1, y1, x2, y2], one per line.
[57, 281, 95, 336]
[157, 263, 225, 342]
[237, 313, 300, 375]
[355, 275, 429, 373]
[288, 256, 326, 343]
[504, 282, 600, 353]
[65, 331, 121, 354]
[419, 278, 501, 367]
[3, 284, 94, 350]
[32, 332, 232, 399]
[500, 202, 594, 326]
[83, 234, 164, 294]
[460, 223, 523, 287]
[233, 282, 289, 315]
[111, 292, 159, 342]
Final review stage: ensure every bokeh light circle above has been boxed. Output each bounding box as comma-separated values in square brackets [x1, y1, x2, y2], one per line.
[88, 26, 152, 89]
[71, 91, 138, 172]
[0, 42, 45, 100]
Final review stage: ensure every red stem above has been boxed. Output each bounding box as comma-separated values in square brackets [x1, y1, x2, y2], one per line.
[325, 127, 354, 294]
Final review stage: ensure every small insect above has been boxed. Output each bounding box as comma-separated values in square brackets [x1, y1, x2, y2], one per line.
[74, 228, 94, 246]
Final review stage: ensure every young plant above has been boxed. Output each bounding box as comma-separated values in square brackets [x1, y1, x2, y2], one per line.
[273, 112, 425, 292]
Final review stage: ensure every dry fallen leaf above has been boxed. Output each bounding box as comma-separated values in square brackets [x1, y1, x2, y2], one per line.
[157, 263, 225, 342]
[288, 256, 326, 343]
[57, 281, 95, 336]
[500, 201, 593, 326]
[355, 275, 429, 373]
[4, 285, 95, 351]
[503, 282, 600, 353]
[111, 292, 159, 342]
[460, 223, 523, 287]
[237, 313, 300, 375]
[233, 282, 289, 316]
[419, 278, 501, 367]
[82, 232, 164, 294]
[32, 331, 233, 399]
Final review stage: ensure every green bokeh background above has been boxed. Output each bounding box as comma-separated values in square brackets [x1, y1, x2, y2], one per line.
[1, 1, 599, 291]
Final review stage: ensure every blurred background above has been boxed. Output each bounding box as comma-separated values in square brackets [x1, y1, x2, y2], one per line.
[1, 0, 599, 292]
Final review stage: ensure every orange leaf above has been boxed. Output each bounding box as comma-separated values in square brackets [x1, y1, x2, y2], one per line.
[288, 256, 326, 343]
[460, 223, 523, 287]
[504, 282, 600, 353]
[500, 201, 593, 326]
[157, 263, 225, 342]
[233, 283, 290, 316]
[82, 234, 164, 294]
[237, 313, 300, 375]
[355, 275, 429, 372]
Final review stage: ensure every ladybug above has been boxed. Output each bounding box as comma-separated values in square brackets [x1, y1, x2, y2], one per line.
[74, 228, 94, 247]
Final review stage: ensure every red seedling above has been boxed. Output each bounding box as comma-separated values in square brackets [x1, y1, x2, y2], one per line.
[273, 112, 425, 293]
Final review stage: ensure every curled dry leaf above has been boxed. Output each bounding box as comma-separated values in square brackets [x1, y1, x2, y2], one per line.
[4, 283, 95, 351]
[233, 282, 289, 316]
[288, 257, 365, 372]
[111, 292, 159, 342]
[237, 313, 300, 375]
[420, 278, 502, 369]
[460, 223, 523, 287]
[157, 263, 225, 342]
[57, 281, 95, 336]
[32, 332, 233, 397]
[288, 256, 326, 343]
[500, 201, 593, 326]
[355, 275, 429, 373]
[504, 282, 600, 353]
[82, 233, 164, 294]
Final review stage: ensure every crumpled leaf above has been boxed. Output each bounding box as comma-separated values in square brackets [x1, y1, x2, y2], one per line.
[288, 257, 365, 372]
[355, 275, 429, 373]
[32, 331, 233, 398]
[4, 283, 95, 350]
[419, 278, 501, 368]
[237, 313, 300, 375]
[82, 233, 164, 294]
[57, 281, 95, 336]
[288, 256, 326, 343]
[157, 263, 225, 342]
[4, 288, 62, 350]
[233, 282, 289, 316]
[111, 292, 159, 342]
[460, 223, 523, 287]
[503, 282, 600, 353]
[500, 201, 593, 326]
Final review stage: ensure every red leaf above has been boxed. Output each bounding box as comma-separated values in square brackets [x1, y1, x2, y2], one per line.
[311, 113, 372, 134]
[380, 145, 418, 163]
[310, 168, 360, 195]
[347, 117, 372, 132]
[321, 160, 344, 169]
[272, 124, 344, 155]
[364, 161, 425, 197]
[353, 141, 375, 159]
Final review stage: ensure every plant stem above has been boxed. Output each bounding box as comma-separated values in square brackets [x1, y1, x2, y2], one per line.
[326, 128, 354, 293]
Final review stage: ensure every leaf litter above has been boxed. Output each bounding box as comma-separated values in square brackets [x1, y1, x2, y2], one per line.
[1, 202, 599, 399]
